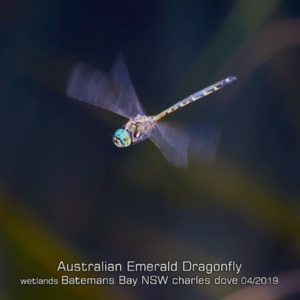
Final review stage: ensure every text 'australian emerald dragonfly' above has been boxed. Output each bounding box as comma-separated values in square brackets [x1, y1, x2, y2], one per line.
[67, 54, 236, 168]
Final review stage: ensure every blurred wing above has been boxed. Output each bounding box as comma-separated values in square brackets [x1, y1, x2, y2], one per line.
[150, 122, 221, 168]
[110, 53, 145, 117]
[67, 54, 144, 118]
[188, 125, 221, 164]
[149, 122, 190, 168]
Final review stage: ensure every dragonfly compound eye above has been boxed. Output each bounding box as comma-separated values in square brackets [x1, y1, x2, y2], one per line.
[113, 129, 131, 147]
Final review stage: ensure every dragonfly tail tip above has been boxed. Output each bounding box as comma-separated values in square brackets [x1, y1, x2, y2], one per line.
[228, 76, 237, 82]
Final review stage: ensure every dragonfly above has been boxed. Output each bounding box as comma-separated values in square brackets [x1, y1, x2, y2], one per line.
[67, 53, 236, 168]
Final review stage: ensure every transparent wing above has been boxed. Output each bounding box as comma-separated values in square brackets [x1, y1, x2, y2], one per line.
[188, 125, 221, 164]
[149, 122, 190, 168]
[110, 53, 145, 117]
[67, 53, 144, 118]
[150, 122, 221, 168]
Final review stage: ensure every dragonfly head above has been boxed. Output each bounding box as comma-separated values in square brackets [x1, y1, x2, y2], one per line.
[112, 129, 131, 148]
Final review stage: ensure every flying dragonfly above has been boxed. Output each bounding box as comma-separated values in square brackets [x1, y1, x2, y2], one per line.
[67, 53, 236, 168]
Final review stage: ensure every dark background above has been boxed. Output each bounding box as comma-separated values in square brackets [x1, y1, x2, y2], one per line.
[1, 0, 300, 299]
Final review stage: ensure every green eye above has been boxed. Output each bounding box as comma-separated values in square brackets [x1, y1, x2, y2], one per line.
[113, 129, 131, 147]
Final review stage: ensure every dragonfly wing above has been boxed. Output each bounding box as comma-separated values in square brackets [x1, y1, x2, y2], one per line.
[67, 54, 144, 118]
[110, 53, 145, 117]
[149, 122, 189, 168]
[150, 122, 221, 168]
[188, 125, 221, 164]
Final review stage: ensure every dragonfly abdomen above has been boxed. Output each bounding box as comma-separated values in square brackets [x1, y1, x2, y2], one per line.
[192, 76, 236, 99]
[155, 76, 236, 121]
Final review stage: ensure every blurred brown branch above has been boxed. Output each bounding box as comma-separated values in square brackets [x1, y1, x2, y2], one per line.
[217, 18, 300, 101]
